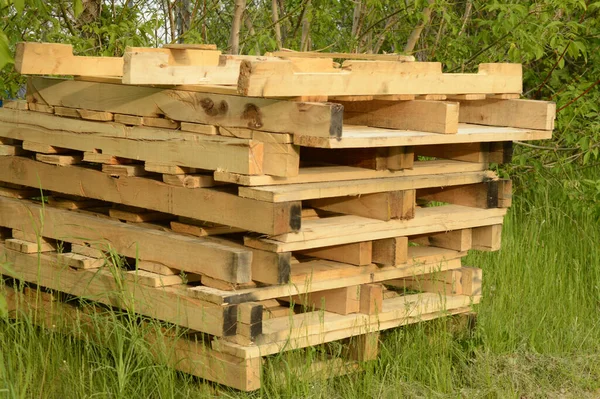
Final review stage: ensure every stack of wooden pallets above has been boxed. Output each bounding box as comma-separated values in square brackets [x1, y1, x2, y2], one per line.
[0, 42, 554, 391]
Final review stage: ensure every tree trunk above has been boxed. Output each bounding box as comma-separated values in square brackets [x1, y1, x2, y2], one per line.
[272, 0, 283, 50]
[300, 0, 311, 51]
[351, 0, 363, 38]
[404, 0, 435, 54]
[228, 0, 246, 54]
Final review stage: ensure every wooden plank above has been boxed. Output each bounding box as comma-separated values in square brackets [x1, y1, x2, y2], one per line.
[170, 221, 245, 236]
[215, 159, 486, 186]
[143, 117, 180, 129]
[359, 284, 383, 315]
[0, 108, 264, 175]
[0, 138, 17, 145]
[162, 174, 217, 188]
[279, 286, 361, 315]
[0, 196, 253, 283]
[201, 275, 257, 291]
[301, 147, 390, 170]
[342, 100, 459, 134]
[83, 152, 132, 165]
[0, 184, 38, 199]
[180, 122, 218, 135]
[245, 205, 507, 252]
[27, 77, 343, 138]
[307, 190, 415, 221]
[389, 270, 462, 295]
[267, 51, 414, 61]
[348, 332, 380, 361]
[299, 241, 372, 266]
[0, 245, 238, 338]
[471, 224, 502, 251]
[5, 238, 56, 253]
[125, 269, 200, 288]
[238, 61, 522, 97]
[48, 196, 104, 210]
[71, 243, 105, 258]
[239, 171, 494, 202]
[54, 106, 81, 118]
[460, 267, 483, 296]
[417, 180, 512, 209]
[77, 109, 113, 121]
[387, 146, 414, 171]
[426, 229, 472, 252]
[114, 114, 144, 125]
[191, 246, 464, 305]
[122, 51, 240, 85]
[22, 141, 70, 154]
[2, 100, 28, 110]
[371, 237, 408, 266]
[489, 141, 514, 164]
[0, 145, 25, 156]
[15, 42, 122, 76]
[57, 252, 105, 269]
[415, 142, 489, 163]
[294, 124, 553, 149]
[28, 103, 54, 113]
[109, 207, 173, 223]
[102, 164, 147, 177]
[459, 99, 556, 130]
[145, 162, 197, 175]
[0, 156, 301, 236]
[447, 94, 487, 100]
[35, 154, 82, 166]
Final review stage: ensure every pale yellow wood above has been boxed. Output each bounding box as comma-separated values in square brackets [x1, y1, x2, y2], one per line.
[268, 51, 414, 61]
[460, 267, 483, 296]
[170, 221, 245, 237]
[77, 109, 113, 121]
[371, 94, 415, 101]
[245, 205, 507, 252]
[387, 146, 414, 171]
[239, 61, 522, 97]
[57, 252, 105, 269]
[415, 142, 489, 163]
[180, 122, 218, 135]
[216, 159, 486, 186]
[11, 229, 54, 244]
[162, 43, 218, 50]
[0, 244, 236, 338]
[35, 153, 82, 166]
[488, 93, 521, 99]
[294, 124, 553, 149]
[371, 237, 408, 266]
[191, 246, 464, 305]
[427, 229, 472, 252]
[114, 114, 144, 125]
[308, 190, 415, 221]
[0, 145, 25, 156]
[299, 241, 372, 266]
[122, 51, 240, 85]
[109, 208, 172, 223]
[125, 269, 200, 287]
[447, 94, 487, 100]
[459, 99, 556, 130]
[0, 196, 253, 282]
[28, 77, 342, 138]
[238, 170, 494, 202]
[418, 179, 512, 209]
[47, 196, 104, 210]
[71, 243, 105, 258]
[0, 184, 38, 198]
[83, 152, 130, 165]
[416, 94, 447, 100]
[27, 103, 54, 113]
[16, 42, 122, 76]
[279, 286, 361, 315]
[0, 108, 265, 175]
[3, 100, 28, 110]
[145, 162, 197, 175]
[359, 284, 383, 315]
[54, 106, 81, 118]
[471, 224, 502, 251]
[201, 275, 257, 291]
[390, 270, 462, 295]
[348, 332, 380, 361]
[0, 156, 300, 236]
[102, 164, 147, 177]
[162, 174, 217, 188]
[5, 238, 56, 253]
[342, 100, 459, 134]
[22, 141, 69, 154]
[143, 117, 180, 129]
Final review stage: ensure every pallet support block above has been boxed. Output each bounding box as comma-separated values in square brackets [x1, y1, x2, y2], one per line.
[308, 190, 415, 221]
[418, 180, 511, 209]
[372, 237, 408, 266]
[298, 241, 372, 266]
[471, 224, 502, 251]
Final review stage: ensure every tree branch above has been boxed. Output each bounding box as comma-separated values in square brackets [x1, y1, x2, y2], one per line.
[228, 0, 246, 54]
[404, 0, 435, 54]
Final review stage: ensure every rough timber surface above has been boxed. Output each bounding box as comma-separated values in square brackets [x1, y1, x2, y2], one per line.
[0, 108, 264, 175]
[0, 196, 253, 283]
[295, 124, 553, 148]
[238, 61, 522, 97]
[0, 244, 237, 337]
[27, 77, 343, 138]
[0, 156, 301, 236]
[245, 205, 507, 252]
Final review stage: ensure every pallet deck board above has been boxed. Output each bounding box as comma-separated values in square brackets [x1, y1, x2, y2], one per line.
[0, 196, 253, 283]
[244, 205, 507, 252]
[0, 156, 300, 236]
[294, 123, 553, 148]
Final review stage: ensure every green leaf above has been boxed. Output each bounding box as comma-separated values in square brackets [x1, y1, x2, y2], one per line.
[0, 31, 14, 69]
[13, 0, 24, 12]
[73, 0, 83, 17]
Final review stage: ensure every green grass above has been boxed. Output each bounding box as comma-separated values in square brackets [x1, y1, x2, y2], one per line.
[2, 168, 600, 398]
